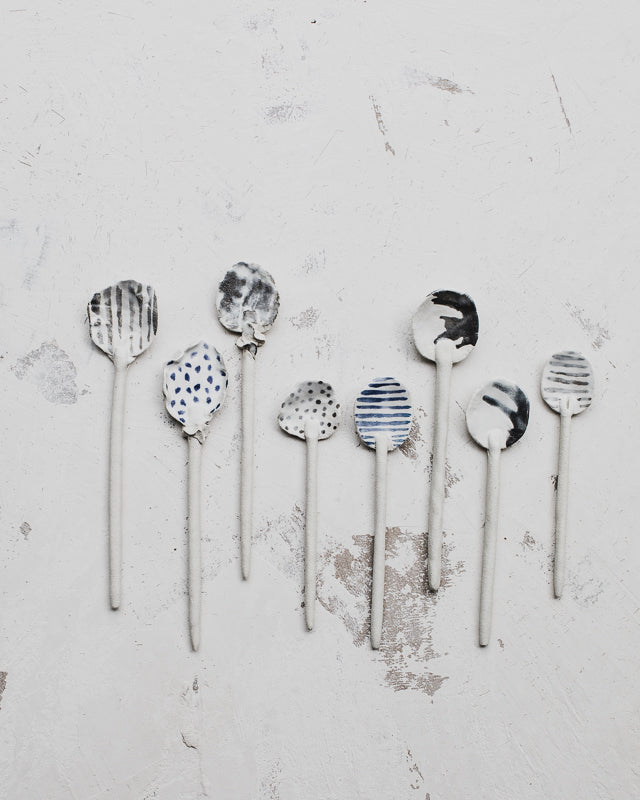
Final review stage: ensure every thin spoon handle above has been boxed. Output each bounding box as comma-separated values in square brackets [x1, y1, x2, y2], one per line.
[109, 358, 128, 610]
[371, 436, 389, 649]
[554, 409, 572, 598]
[479, 434, 502, 646]
[428, 342, 453, 590]
[188, 435, 203, 651]
[305, 431, 319, 631]
[241, 347, 256, 580]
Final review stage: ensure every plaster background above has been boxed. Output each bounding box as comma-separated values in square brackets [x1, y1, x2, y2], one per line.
[1, 2, 638, 798]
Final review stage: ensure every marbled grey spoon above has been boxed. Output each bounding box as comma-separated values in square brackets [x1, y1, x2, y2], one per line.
[467, 378, 529, 646]
[354, 378, 413, 650]
[88, 280, 158, 609]
[278, 381, 341, 630]
[412, 290, 479, 591]
[216, 262, 279, 580]
[163, 341, 228, 651]
[541, 350, 594, 598]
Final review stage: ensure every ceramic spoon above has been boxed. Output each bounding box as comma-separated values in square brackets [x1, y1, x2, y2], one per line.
[412, 290, 479, 591]
[354, 378, 413, 650]
[88, 280, 158, 609]
[466, 379, 529, 646]
[163, 342, 228, 651]
[541, 350, 594, 598]
[278, 381, 341, 630]
[216, 262, 279, 580]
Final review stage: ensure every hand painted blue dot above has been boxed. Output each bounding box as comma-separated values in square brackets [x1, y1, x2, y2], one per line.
[191, 352, 197, 357]
[194, 384, 200, 391]
[179, 417, 185, 423]
[185, 362, 192, 368]
[194, 396, 199, 402]
[205, 387, 209, 394]
[187, 387, 192, 393]
[216, 354, 221, 362]
[206, 397, 212, 404]
[207, 364, 212, 371]
[195, 365, 201, 373]
[203, 343, 209, 349]
[225, 379, 228, 386]
[171, 400, 175, 407]
[185, 373, 190, 381]
[215, 385, 220, 391]
[204, 354, 210, 361]
[221, 370, 226, 377]
[175, 387, 181, 394]
[180, 399, 186, 406]
[170, 373, 176, 380]
[207, 376, 213, 384]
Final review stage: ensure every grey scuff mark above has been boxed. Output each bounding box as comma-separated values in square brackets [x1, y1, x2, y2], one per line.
[246, 10, 275, 31]
[563, 302, 610, 350]
[406, 747, 424, 791]
[0, 672, 6, 709]
[569, 555, 604, 607]
[289, 307, 319, 330]
[370, 95, 396, 155]
[405, 67, 473, 95]
[313, 333, 333, 359]
[551, 74, 572, 133]
[300, 251, 326, 274]
[265, 103, 307, 124]
[22, 230, 48, 288]
[498, 638, 505, 650]
[318, 528, 465, 695]
[19, 522, 31, 540]
[12, 341, 78, 404]
[181, 731, 198, 750]
[521, 531, 537, 551]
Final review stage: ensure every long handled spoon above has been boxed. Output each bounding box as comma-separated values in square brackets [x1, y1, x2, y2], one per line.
[216, 262, 279, 580]
[163, 342, 228, 651]
[88, 280, 158, 609]
[466, 379, 529, 646]
[278, 381, 341, 630]
[412, 290, 479, 591]
[354, 378, 413, 649]
[541, 350, 594, 598]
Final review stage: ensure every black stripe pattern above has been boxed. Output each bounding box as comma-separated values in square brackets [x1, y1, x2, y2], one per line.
[467, 379, 530, 449]
[541, 351, 594, 414]
[412, 289, 479, 364]
[354, 377, 413, 450]
[88, 280, 158, 363]
[216, 262, 279, 335]
[278, 381, 341, 440]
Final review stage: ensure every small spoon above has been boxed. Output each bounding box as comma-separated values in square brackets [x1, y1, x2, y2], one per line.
[216, 262, 279, 580]
[88, 280, 158, 609]
[541, 350, 594, 598]
[278, 381, 341, 630]
[163, 341, 228, 651]
[354, 377, 413, 650]
[412, 290, 479, 591]
[466, 379, 529, 646]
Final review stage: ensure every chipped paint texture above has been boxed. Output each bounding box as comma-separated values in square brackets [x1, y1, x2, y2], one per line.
[0, 2, 638, 799]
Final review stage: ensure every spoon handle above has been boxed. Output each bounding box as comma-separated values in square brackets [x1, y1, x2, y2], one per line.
[428, 345, 453, 590]
[240, 347, 256, 580]
[479, 435, 502, 646]
[554, 408, 573, 598]
[187, 435, 203, 651]
[305, 432, 319, 630]
[371, 436, 389, 649]
[108, 358, 128, 610]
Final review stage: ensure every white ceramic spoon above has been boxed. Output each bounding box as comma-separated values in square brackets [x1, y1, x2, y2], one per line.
[354, 378, 413, 650]
[412, 290, 479, 591]
[278, 381, 341, 630]
[541, 351, 594, 598]
[466, 379, 529, 647]
[216, 262, 279, 580]
[88, 280, 158, 609]
[163, 342, 228, 651]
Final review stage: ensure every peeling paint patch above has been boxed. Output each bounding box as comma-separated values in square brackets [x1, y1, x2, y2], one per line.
[0, 672, 6, 709]
[563, 302, 610, 350]
[521, 531, 537, 551]
[19, 521, 31, 540]
[255, 504, 305, 581]
[289, 307, 319, 329]
[407, 748, 425, 791]
[265, 102, 307, 124]
[370, 95, 395, 155]
[260, 760, 282, 800]
[428, 454, 462, 498]
[405, 67, 473, 95]
[313, 333, 334, 359]
[23, 231, 48, 289]
[12, 341, 78, 404]
[569, 555, 604, 607]
[399, 418, 423, 461]
[318, 528, 465, 695]
[300, 251, 326, 274]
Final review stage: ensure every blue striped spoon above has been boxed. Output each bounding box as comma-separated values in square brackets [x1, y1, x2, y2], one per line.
[541, 351, 594, 598]
[354, 378, 413, 649]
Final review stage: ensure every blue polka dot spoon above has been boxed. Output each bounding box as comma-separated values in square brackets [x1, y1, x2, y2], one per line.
[216, 263, 280, 581]
[354, 378, 413, 649]
[163, 341, 228, 651]
[466, 379, 529, 646]
[278, 381, 341, 630]
[88, 280, 158, 610]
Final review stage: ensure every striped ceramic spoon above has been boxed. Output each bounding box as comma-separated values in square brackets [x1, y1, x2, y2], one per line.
[88, 280, 158, 609]
[412, 290, 479, 591]
[541, 351, 594, 598]
[278, 381, 341, 631]
[163, 342, 228, 651]
[466, 379, 529, 646]
[354, 378, 413, 650]
[216, 262, 279, 580]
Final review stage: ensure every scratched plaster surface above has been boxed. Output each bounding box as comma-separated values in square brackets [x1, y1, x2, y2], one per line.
[0, 2, 639, 799]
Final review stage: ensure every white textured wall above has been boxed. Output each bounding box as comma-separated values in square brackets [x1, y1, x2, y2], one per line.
[1, 2, 638, 798]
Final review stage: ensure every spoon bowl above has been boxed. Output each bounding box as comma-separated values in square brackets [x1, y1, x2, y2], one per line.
[412, 289, 479, 364]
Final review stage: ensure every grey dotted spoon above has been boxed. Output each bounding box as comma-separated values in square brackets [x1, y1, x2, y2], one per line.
[278, 381, 341, 630]
[541, 350, 594, 598]
[466, 378, 529, 646]
[412, 290, 479, 591]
